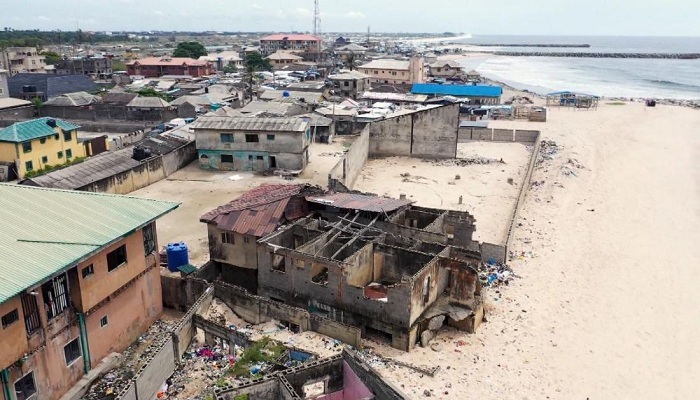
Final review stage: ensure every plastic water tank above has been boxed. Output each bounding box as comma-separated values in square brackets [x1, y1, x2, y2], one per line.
[166, 242, 189, 272]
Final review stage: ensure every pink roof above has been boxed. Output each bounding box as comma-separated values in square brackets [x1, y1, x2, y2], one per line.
[261, 34, 320, 42]
[127, 57, 211, 67]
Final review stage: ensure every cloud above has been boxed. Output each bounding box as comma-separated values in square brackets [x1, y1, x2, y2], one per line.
[154, 10, 164, 16]
[290, 7, 312, 19]
[38, 16, 51, 21]
[251, 3, 261, 9]
[344, 11, 366, 19]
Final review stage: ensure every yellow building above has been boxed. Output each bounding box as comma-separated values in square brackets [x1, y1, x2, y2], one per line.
[0, 117, 86, 179]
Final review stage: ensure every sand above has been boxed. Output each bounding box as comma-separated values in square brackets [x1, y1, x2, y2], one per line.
[353, 142, 532, 243]
[364, 101, 700, 399]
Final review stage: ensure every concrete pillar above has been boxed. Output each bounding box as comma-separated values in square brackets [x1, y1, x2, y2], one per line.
[204, 332, 217, 347]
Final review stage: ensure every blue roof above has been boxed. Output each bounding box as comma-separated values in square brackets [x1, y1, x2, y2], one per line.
[411, 84, 503, 98]
[547, 91, 600, 98]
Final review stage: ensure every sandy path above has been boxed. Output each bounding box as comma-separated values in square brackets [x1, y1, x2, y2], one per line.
[369, 102, 700, 399]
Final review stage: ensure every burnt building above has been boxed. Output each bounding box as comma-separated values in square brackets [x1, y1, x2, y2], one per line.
[202, 185, 485, 351]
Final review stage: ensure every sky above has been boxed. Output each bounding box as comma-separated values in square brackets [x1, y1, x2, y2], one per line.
[2, 0, 700, 36]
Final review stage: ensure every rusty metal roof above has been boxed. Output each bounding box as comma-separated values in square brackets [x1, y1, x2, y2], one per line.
[306, 193, 412, 213]
[201, 184, 317, 237]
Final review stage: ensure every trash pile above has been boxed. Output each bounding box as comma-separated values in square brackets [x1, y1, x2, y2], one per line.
[83, 320, 177, 399]
[561, 157, 585, 177]
[318, 151, 346, 157]
[423, 157, 505, 167]
[537, 140, 560, 166]
[478, 261, 516, 287]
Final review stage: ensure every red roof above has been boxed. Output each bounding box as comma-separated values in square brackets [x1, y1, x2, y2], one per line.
[261, 34, 321, 42]
[201, 184, 315, 237]
[127, 57, 211, 67]
[306, 193, 412, 213]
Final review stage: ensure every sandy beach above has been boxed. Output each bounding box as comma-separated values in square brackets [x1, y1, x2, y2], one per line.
[360, 100, 700, 399]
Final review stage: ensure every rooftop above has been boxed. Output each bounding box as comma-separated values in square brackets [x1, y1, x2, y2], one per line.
[259, 90, 323, 104]
[306, 193, 412, 213]
[329, 70, 370, 80]
[199, 51, 243, 62]
[127, 57, 211, 67]
[261, 34, 321, 42]
[8, 73, 97, 98]
[201, 184, 317, 237]
[191, 116, 309, 132]
[0, 184, 178, 304]
[358, 59, 411, 71]
[430, 60, 463, 69]
[266, 52, 303, 61]
[101, 92, 138, 104]
[411, 83, 503, 98]
[0, 98, 32, 109]
[336, 43, 369, 52]
[0, 117, 80, 143]
[126, 96, 173, 108]
[43, 91, 100, 107]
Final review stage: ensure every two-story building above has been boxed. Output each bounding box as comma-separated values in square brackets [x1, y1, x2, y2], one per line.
[198, 51, 244, 71]
[126, 57, 213, 78]
[0, 47, 46, 75]
[192, 116, 311, 172]
[260, 34, 322, 56]
[0, 183, 178, 400]
[0, 117, 86, 179]
[429, 60, 464, 79]
[0, 70, 8, 99]
[328, 70, 371, 99]
[357, 56, 425, 85]
[266, 51, 303, 67]
[53, 56, 113, 76]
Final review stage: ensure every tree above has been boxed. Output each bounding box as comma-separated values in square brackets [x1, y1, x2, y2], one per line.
[41, 50, 61, 65]
[345, 52, 356, 71]
[245, 52, 272, 71]
[111, 59, 127, 71]
[172, 41, 207, 59]
[222, 65, 237, 74]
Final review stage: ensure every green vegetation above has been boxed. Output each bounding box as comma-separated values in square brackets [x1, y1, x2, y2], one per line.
[215, 377, 228, 388]
[606, 101, 626, 106]
[233, 394, 250, 400]
[41, 50, 61, 65]
[0, 29, 130, 46]
[25, 156, 86, 179]
[227, 337, 285, 378]
[172, 41, 207, 59]
[112, 59, 127, 71]
[245, 52, 272, 71]
[222, 65, 238, 74]
[126, 88, 172, 102]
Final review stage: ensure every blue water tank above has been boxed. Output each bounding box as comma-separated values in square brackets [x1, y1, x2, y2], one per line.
[166, 242, 189, 272]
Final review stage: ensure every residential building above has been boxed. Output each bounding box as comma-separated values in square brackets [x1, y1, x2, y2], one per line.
[0, 183, 177, 400]
[357, 56, 425, 85]
[260, 34, 322, 56]
[8, 74, 97, 101]
[266, 51, 303, 67]
[0, 69, 8, 99]
[0, 47, 46, 75]
[0, 117, 87, 179]
[126, 57, 214, 78]
[53, 56, 113, 76]
[429, 60, 464, 79]
[192, 116, 311, 172]
[411, 83, 503, 105]
[202, 185, 485, 351]
[328, 70, 371, 99]
[198, 51, 244, 71]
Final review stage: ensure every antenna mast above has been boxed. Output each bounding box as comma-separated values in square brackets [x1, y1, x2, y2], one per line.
[313, 0, 321, 36]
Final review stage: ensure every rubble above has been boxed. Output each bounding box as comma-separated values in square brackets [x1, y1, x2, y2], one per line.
[478, 261, 516, 287]
[537, 140, 560, 166]
[423, 157, 505, 167]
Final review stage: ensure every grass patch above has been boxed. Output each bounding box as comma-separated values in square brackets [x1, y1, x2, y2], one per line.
[24, 156, 86, 179]
[227, 337, 285, 378]
[606, 101, 626, 106]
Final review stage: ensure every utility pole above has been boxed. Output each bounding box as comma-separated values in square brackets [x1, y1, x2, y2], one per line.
[313, 0, 321, 37]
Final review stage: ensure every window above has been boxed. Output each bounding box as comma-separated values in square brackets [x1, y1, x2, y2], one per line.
[245, 134, 259, 143]
[57, 151, 63, 159]
[54, 133, 59, 140]
[14, 372, 37, 400]
[42, 274, 69, 320]
[1, 309, 18, 328]
[64, 338, 82, 365]
[220, 133, 234, 143]
[66, 149, 72, 159]
[25, 161, 33, 172]
[221, 232, 233, 244]
[243, 236, 251, 244]
[220, 154, 234, 163]
[21, 293, 40, 335]
[272, 254, 286, 272]
[63, 130, 72, 141]
[22, 141, 32, 153]
[344, 81, 349, 87]
[266, 134, 275, 141]
[107, 245, 127, 272]
[41, 156, 48, 164]
[39, 137, 46, 144]
[100, 316, 108, 327]
[81, 264, 94, 278]
[143, 223, 155, 255]
[256, 155, 263, 161]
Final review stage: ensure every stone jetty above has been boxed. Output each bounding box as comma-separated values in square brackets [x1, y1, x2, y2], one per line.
[493, 51, 700, 59]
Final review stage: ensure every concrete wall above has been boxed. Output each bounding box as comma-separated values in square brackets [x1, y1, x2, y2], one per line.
[160, 275, 209, 311]
[79, 141, 196, 195]
[0, 105, 34, 120]
[458, 127, 540, 144]
[327, 125, 369, 190]
[309, 315, 362, 348]
[40, 104, 177, 122]
[215, 377, 283, 400]
[207, 225, 258, 269]
[368, 110, 413, 157]
[170, 286, 214, 359]
[505, 133, 542, 253]
[133, 336, 175, 400]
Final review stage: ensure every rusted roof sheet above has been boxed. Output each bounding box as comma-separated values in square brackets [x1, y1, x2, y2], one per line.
[201, 184, 315, 237]
[306, 193, 412, 213]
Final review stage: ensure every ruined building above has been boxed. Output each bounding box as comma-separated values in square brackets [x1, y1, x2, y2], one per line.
[202, 184, 484, 351]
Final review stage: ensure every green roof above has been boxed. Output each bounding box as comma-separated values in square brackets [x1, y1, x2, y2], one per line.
[177, 264, 197, 275]
[0, 117, 81, 143]
[0, 184, 179, 304]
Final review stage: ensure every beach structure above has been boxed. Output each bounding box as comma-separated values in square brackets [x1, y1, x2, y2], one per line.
[546, 91, 599, 109]
[0, 184, 177, 400]
[411, 83, 503, 105]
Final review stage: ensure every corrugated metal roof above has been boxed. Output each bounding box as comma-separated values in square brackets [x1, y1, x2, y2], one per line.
[191, 116, 309, 132]
[0, 117, 80, 143]
[259, 90, 324, 104]
[261, 34, 320, 41]
[0, 184, 178, 303]
[126, 97, 173, 108]
[359, 59, 410, 71]
[0, 98, 32, 109]
[43, 91, 100, 107]
[411, 84, 503, 98]
[306, 193, 412, 213]
[201, 184, 315, 237]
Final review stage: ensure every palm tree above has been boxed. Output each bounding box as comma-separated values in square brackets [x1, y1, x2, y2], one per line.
[346, 51, 356, 71]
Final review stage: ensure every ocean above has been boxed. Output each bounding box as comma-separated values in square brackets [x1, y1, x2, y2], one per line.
[453, 35, 700, 99]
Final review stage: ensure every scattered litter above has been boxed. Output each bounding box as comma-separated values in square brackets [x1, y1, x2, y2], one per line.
[423, 157, 505, 167]
[228, 174, 244, 181]
[479, 261, 516, 287]
[537, 140, 560, 166]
